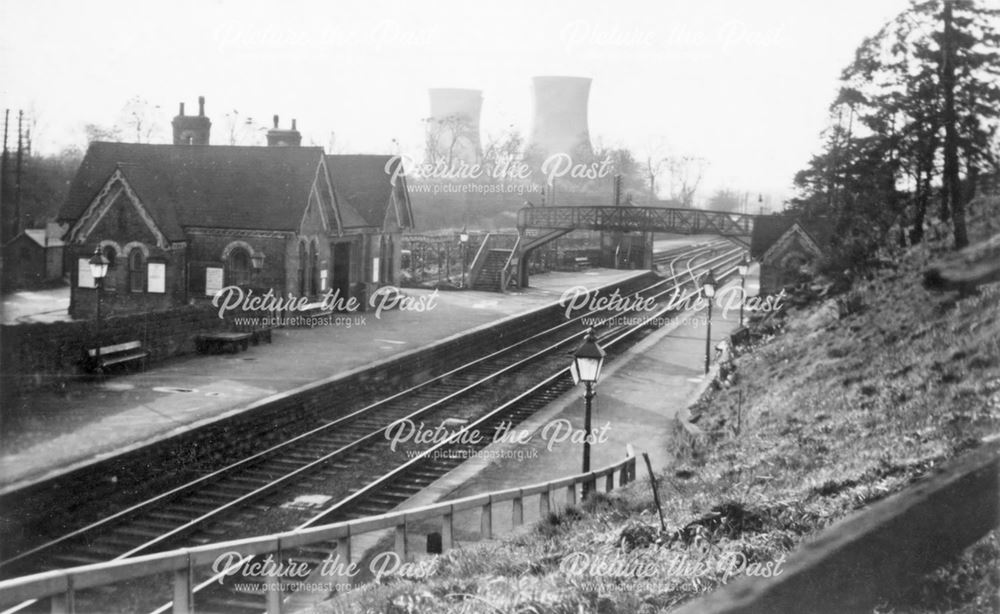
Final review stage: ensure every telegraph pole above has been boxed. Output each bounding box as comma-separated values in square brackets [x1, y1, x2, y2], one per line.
[15, 110, 24, 237]
[1, 109, 8, 242]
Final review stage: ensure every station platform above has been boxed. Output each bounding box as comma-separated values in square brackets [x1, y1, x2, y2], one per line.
[387, 276, 745, 553]
[284, 276, 746, 608]
[0, 269, 649, 494]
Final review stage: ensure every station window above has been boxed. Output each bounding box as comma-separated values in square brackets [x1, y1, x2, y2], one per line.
[103, 245, 118, 291]
[298, 241, 308, 296]
[227, 248, 252, 287]
[128, 248, 145, 293]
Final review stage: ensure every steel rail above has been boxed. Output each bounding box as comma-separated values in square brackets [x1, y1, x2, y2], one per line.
[161, 248, 746, 614]
[2, 243, 734, 576]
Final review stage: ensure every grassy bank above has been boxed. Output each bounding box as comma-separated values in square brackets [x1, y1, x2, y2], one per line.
[318, 202, 1000, 614]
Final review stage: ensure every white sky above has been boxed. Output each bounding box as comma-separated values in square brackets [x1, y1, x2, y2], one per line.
[0, 0, 911, 204]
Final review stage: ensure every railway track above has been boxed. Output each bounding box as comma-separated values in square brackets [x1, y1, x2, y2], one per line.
[1, 243, 744, 614]
[182, 246, 746, 614]
[653, 239, 732, 278]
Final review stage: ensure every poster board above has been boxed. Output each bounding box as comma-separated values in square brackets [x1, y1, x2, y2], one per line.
[147, 262, 166, 293]
[77, 258, 95, 288]
[205, 267, 224, 296]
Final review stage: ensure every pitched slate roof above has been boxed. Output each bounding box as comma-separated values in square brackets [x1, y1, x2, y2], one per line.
[324, 155, 413, 229]
[750, 215, 833, 259]
[60, 142, 326, 234]
[23, 229, 65, 248]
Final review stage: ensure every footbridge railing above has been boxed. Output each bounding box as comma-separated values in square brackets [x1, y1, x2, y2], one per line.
[517, 205, 754, 236]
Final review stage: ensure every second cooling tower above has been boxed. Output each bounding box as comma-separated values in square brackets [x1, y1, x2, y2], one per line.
[528, 76, 594, 160]
[426, 88, 483, 165]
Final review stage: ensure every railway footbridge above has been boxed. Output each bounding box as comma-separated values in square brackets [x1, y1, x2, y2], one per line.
[471, 205, 756, 290]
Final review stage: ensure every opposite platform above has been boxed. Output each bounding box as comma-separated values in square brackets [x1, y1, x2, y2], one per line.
[0, 269, 648, 493]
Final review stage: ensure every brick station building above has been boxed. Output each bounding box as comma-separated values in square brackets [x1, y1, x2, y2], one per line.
[59, 98, 413, 319]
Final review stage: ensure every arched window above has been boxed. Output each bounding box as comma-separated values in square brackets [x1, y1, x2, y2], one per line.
[103, 245, 117, 270]
[227, 248, 252, 287]
[311, 240, 320, 296]
[128, 248, 145, 293]
[101, 245, 118, 291]
[298, 241, 308, 296]
[383, 235, 394, 284]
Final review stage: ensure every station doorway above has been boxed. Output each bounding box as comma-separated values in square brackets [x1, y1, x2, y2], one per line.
[331, 241, 351, 306]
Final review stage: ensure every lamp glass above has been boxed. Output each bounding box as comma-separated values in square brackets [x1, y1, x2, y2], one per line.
[251, 252, 265, 270]
[573, 329, 606, 384]
[575, 355, 602, 383]
[460, 232, 469, 243]
[89, 248, 109, 280]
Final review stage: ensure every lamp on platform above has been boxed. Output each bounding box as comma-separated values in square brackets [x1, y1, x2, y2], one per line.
[572, 328, 605, 497]
[251, 251, 265, 286]
[737, 256, 750, 327]
[89, 247, 110, 366]
[701, 269, 716, 374]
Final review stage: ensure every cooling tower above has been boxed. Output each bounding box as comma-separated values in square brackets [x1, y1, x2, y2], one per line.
[528, 76, 593, 160]
[427, 88, 483, 165]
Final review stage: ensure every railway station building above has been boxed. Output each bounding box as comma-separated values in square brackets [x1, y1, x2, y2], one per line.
[59, 100, 413, 319]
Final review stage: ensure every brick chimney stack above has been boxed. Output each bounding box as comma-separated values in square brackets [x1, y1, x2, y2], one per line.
[266, 114, 302, 147]
[171, 96, 211, 145]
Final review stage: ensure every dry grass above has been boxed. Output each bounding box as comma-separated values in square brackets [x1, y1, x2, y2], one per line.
[315, 200, 1000, 614]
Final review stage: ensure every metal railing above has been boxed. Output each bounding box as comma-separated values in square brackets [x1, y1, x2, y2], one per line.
[466, 232, 492, 287]
[500, 234, 522, 292]
[517, 206, 755, 237]
[0, 452, 637, 613]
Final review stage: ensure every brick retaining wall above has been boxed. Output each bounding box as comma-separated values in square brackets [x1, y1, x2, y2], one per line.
[0, 305, 229, 400]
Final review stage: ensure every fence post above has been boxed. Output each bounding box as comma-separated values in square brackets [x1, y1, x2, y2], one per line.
[566, 483, 576, 508]
[336, 534, 352, 590]
[395, 521, 408, 559]
[605, 471, 614, 493]
[512, 491, 524, 527]
[625, 445, 636, 484]
[50, 578, 74, 614]
[264, 571, 282, 614]
[481, 498, 493, 540]
[172, 552, 193, 614]
[442, 509, 454, 551]
[539, 488, 551, 517]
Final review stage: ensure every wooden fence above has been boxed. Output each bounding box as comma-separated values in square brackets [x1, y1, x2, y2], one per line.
[0, 451, 637, 613]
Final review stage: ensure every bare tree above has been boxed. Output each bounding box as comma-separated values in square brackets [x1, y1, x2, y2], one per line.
[667, 155, 707, 207]
[638, 138, 670, 202]
[115, 96, 164, 143]
[425, 113, 478, 167]
[482, 125, 523, 176]
[84, 123, 122, 143]
[224, 110, 264, 146]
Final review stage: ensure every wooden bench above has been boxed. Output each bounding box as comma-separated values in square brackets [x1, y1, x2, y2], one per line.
[249, 327, 274, 345]
[195, 331, 253, 354]
[84, 341, 149, 373]
[232, 323, 275, 345]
